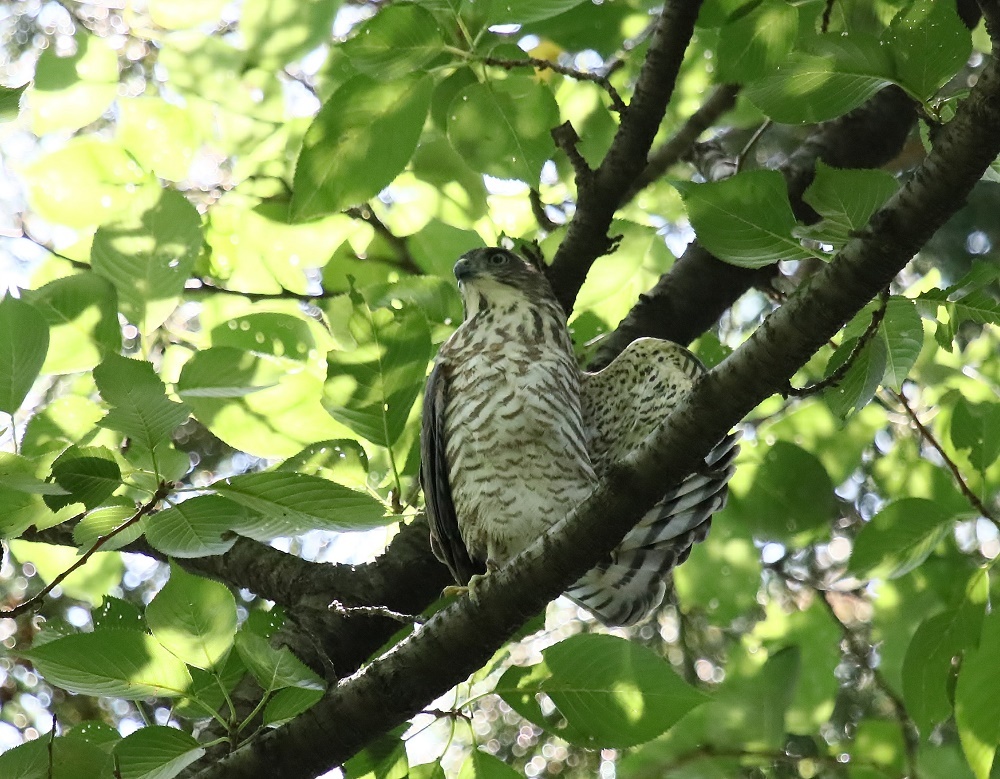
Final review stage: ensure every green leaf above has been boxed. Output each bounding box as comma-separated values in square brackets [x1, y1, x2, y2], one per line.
[22, 273, 121, 375]
[46, 445, 122, 511]
[117, 97, 199, 182]
[212, 471, 387, 535]
[92, 595, 146, 632]
[114, 726, 205, 779]
[676, 171, 812, 268]
[801, 162, 899, 248]
[324, 296, 432, 449]
[145, 495, 242, 558]
[742, 441, 836, 541]
[903, 569, 987, 733]
[458, 750, 522, 779]
[22, 137, 148, 229]
[94, 355, 190, 454]
[209, 313, 319, 361]
[0, 296, 50, 415]
[824, 331, 887, 418]
[745, 36, 894, 124]
[233, 631, 325, 692]
[91, 189, 203, 333]
[0, 735, 114, 779]
[22, 631, 193, 699]
[344, 4, 444, 81]
[496, 634, 706, 748]
[278, 439, 370, 492]
[73, 503, 144, 551]
[447, 76, 559, 184]
[291, 74, 433, 220]
[242, 0, 340, 68]
[28, 31, 118, 135]
[146, 564, 237, 670]
[263, 686, 324, 727]
[951, 400, 1000, 471]
[177, 347, 343, 458]
[487, 0, 588, 24]
[849, 498, 954, 580]
[0, 452, 68, 496]
[957, 610, 1000, 779]
[8, 540, 124, 607]
[885, 0, 971, 101]
[875, 297, 923, 390]
[147, 0, 228, 28]
[716, 0, 798, 84]
[344, 731, 409, 779]
[0, 84, 26, 121]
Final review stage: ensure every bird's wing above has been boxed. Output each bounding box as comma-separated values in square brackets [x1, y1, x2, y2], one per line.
[571, 338, 739, 625]
[420, 359, 482, 585]
[581, 337, 706, 471]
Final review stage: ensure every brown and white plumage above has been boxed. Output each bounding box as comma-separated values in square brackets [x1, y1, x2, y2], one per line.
[420, 248, 738, 626]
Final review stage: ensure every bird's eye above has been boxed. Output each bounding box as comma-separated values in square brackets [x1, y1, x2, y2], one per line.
[487, 251, 508, 267]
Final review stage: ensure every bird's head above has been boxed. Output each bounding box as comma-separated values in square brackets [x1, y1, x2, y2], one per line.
[453, 248, 557, 316]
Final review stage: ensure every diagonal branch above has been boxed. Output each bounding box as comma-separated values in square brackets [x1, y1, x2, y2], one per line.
[547, 0, 706, 313]
[193, 34, 1000, 779]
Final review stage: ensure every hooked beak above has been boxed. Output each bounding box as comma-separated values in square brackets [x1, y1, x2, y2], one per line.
[453, 257, 476, 281]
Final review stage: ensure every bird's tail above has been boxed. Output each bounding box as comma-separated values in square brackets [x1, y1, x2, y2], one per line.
[563, 431, 741, 626]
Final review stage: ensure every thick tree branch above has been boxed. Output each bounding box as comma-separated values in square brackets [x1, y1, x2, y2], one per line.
[547, 0, 705, 312]
[194, 38, 1000, 779]
[590, 84, 920, 368]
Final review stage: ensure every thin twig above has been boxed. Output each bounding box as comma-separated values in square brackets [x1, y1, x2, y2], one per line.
[818, 593, 920, 779]
[784, 288, 890, 397]
[3, 482, 172, 618]
[482, 56, 626, 113]
[184, 279, 339, 302]
[735, 119, 773, 172]
[627, 83, 741, 199]
[890, 387, 998, 525]
[528, 189, 559, 232]
[329, 600, 426, 625]
[550, 121, 593, 184]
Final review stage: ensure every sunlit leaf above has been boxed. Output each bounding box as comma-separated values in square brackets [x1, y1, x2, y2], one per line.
[0, 295, 49, 415]
[950, 399, 1000, 471]
[677, 171, 812, 268]
[849, 498, 954, 580]
[903, 569, 987, 733]
[94, 355, 190, 454]
[146, 564, 237, 670]
[447, 76, 559, 184]
[344, 4, 444, 81]
[496, 634, 706, 748]
[145, 495, 243, 558]
[22, 273, 121, 375]
[91, 189, 203, 333]
[28, 31, 118, 135]
[957, 610, 1000, 779]
[292, 74, 433, 220]
[234, 631, 325, 693]
[212, 471, 387, 534]
[716, 0, 797, 84]
[22, 631, 193, 699]
[885, 0, 971, 100]
[115, 726, 206, 779]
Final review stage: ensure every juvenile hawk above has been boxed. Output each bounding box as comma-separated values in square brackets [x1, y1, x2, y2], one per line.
[420, 248, 738, 626]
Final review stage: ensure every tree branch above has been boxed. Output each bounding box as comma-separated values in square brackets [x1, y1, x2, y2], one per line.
[590, 83, 920, 369]
[193, 36, 1000, 779]
[547, 0, 705, 312]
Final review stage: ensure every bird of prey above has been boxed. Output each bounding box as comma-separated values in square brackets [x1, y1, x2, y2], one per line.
[420, 247, 738, 626]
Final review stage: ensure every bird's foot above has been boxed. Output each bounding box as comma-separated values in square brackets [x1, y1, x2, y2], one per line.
[441, 563, 497, 604]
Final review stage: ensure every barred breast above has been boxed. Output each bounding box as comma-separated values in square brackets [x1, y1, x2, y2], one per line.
[441, 304, 597, 569]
